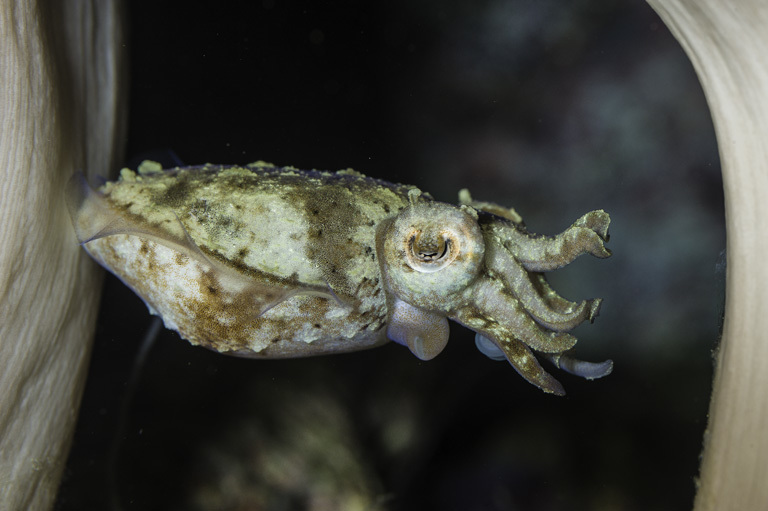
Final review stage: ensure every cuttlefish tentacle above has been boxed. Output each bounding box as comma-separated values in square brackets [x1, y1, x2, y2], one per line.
[542, 352, 614, 380]
[476, 333, 613, 389]
[452, 278, 577, 354]
[484, 238, 602, 332]
[474, 333, 507, 361]
[529, 272, 601, 322]
[491, 210, 612, 272]
[571, 210, 611, 242]
[474, 333, 565, 396]
[458, 189, 524, 225]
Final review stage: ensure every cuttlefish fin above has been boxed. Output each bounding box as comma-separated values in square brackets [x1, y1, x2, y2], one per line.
[65, 173, 336, 319]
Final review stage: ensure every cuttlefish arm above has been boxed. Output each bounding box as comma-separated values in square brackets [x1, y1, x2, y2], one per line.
[493, 210, 612, 272]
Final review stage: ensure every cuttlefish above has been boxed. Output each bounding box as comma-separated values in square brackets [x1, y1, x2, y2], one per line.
[67, 161, 613, 395]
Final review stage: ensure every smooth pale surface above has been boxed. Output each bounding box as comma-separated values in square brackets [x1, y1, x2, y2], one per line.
[646, 1, 768, 509]
[0, 2, 124, 509]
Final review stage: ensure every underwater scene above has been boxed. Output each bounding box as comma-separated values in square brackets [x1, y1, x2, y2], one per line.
[55, 1, 723, 510]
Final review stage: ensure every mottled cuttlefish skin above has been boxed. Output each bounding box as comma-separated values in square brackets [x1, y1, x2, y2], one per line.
[67, 161, 614, 395]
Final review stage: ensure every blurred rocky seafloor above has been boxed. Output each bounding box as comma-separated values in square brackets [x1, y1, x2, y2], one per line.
[56, 1, 723, 510]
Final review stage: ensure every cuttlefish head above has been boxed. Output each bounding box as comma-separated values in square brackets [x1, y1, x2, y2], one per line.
[375, 191, 612, 395]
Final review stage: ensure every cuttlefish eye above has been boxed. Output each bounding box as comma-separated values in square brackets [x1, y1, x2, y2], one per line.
[407, 229, 455, 272]
[382, 201, 485, 305]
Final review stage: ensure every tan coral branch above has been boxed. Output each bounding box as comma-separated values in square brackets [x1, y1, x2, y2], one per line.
[646, 1, 768, 509]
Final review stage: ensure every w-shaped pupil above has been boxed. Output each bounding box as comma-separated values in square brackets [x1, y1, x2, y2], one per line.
[412, 233, 449, 262]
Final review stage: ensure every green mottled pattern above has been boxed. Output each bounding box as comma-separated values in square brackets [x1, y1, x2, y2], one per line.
[104, 163, 418, 302]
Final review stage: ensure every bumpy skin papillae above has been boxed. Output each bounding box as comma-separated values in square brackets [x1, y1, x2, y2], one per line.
[68, 162, 612, 394]
[69, 163, 419, 357]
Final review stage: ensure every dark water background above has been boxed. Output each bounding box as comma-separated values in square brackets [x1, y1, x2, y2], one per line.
[56, 1, 723, 510]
